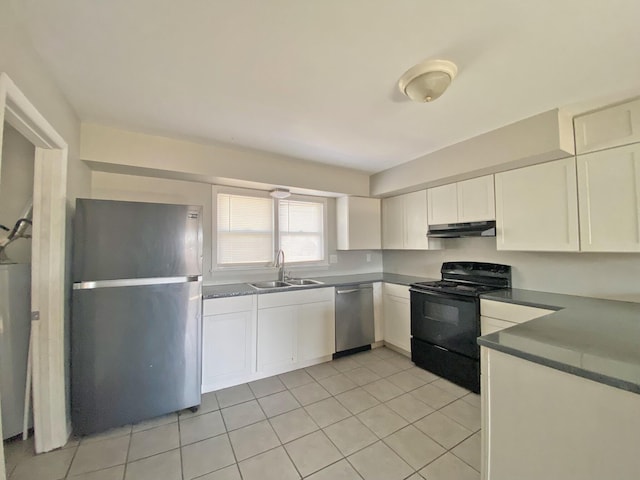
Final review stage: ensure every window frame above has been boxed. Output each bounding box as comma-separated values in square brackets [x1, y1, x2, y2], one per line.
[212, 186, 328, 271]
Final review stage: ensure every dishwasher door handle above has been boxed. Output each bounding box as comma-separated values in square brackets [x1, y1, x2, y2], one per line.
[336, 289, 361, 295]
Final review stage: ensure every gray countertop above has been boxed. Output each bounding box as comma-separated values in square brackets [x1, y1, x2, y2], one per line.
[202, 272, 434, 299]
[478, 288, 640, 394]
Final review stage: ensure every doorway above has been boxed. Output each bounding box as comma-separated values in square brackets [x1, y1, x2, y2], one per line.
[0, 73, 70, 479]
[0, 123, 35, 477]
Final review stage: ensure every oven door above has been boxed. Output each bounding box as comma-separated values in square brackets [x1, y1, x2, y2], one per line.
[410, 289, 479, 359]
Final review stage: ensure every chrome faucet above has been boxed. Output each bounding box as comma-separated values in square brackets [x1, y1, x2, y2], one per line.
[274, 249, 285, 282]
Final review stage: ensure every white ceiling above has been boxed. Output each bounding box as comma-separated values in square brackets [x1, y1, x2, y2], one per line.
[10, 0, 640, 173]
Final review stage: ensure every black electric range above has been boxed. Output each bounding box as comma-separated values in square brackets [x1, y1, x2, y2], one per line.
[409, 262, 511, 393]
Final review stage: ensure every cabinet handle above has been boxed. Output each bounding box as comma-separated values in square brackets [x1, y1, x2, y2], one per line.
[336, 289, 361, 294]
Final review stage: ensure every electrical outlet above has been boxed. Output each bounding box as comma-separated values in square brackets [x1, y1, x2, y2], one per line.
[329, 254, 338, 264]
[366, 253, 372, 262]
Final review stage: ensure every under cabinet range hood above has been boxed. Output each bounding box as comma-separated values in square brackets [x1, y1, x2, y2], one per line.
[427, 220, 496, 238]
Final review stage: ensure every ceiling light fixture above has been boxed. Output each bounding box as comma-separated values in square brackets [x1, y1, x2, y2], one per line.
[270, 188, 291, 199]
[398, 59, 458, 103]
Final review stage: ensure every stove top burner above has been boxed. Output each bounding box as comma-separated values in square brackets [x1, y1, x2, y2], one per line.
[411, 280, 504, 296]
[410, 262, 512, 297]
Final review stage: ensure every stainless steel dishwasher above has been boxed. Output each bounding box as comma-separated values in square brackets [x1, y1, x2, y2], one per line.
[335, 283, 374, 355]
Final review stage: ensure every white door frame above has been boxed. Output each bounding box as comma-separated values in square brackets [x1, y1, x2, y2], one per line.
[0, 72, 69, 469]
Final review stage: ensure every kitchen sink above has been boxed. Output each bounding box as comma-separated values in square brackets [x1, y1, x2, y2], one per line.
[248, 280, 291, 290]
[286, 278, 324, 286]
[248, 279, 324, 290]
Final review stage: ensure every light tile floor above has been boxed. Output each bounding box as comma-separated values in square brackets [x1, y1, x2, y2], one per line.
[4, 347, 481, 480]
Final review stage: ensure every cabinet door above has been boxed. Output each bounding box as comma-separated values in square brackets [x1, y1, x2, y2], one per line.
[297, 301, 335, 361]
[574, 98, 640, 154]
[257, 306, 297, 372]
[202, 310, 253, 390]
[428, 183, 458, 225]
[577, 143, 640, 252]
[382, 195, 404, 249]
[383, 294, 411, 352]
[495, 158, 579, 251]
[373, 282, 384, 342]
[337, 197, 381, 250]
[457, 175, 495, 222]
[404, 190, 430, 249]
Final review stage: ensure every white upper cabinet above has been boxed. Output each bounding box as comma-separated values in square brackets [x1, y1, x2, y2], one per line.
[577, 143, 640, 252]
[574, 98, 640, 154]
[457, 176, 496, 222]
[495, 158, 579, 251]
[337, 196, 381, 250]
[428, 175, 495, 225]
[404, 190, 431, 249]
[382, 190, 438, 250]
[382, 195, 404, 249]
[427, 183, 458, 225]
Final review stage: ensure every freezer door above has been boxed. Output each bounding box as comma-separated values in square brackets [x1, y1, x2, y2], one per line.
[71, 280, 201, 435]
[73, 199, 202, 281]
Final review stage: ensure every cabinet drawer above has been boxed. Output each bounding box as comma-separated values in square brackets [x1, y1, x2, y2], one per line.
[258, 287, 334, 309]
[480, 316, 517, 335]
[480, 299, 555, 324]
[383, 282, 410, 299]
[204, 295, 254, 316]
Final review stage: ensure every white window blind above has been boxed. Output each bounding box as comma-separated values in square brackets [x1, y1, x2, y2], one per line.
[217, 193, 273, 265]
[279, 199, 325, 263]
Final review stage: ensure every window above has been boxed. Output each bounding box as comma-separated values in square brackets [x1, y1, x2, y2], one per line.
[279, 199, 324, 263]
[217, 192, 273, 265]
[214, 187, 327, 268]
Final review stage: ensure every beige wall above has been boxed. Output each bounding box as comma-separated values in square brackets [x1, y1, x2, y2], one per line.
[91, 171, 383, 284]
[0, 4, 89, 202]
[383, 238, 640, 303]
[82, 124, 370, 197]
[0, 124, 34, 263]
[1, 1, 91, 426]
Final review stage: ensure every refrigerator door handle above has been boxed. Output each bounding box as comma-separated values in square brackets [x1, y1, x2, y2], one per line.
[73, 275, 203, 290]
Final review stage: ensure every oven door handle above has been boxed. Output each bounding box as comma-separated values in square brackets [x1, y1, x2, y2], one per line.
[409, 288, 477, 303]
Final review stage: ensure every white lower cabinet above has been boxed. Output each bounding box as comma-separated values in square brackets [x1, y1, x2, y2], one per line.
[202, 295, 256, 393]
[373, 282, 384, 342]
[297, 301, 335, 362]
[257, 288, 335, 375]
[382, 283, 411, 353]
[257, 305, 297, 371]
[479, 299, 557, 480]
[482, 348, 640, 480]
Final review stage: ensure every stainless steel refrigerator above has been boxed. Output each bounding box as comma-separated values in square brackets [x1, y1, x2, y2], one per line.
[71, 199, 203, 435]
